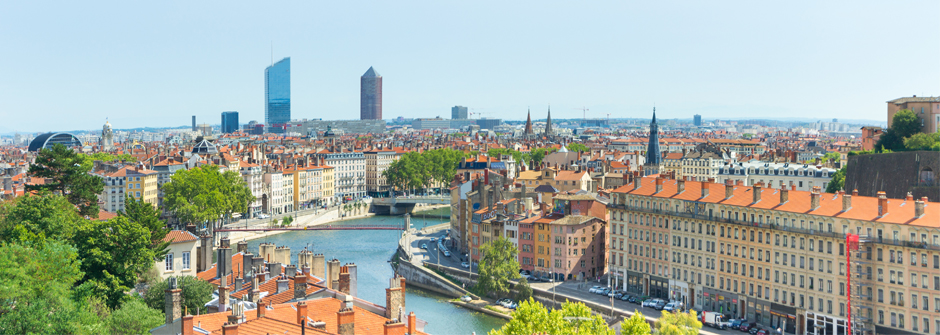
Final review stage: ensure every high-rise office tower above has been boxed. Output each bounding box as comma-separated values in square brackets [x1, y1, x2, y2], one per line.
[265, 58, 291, 133]
[360, 67, 382, 120]
[192, 116, 196, 131]
[221, 111, 239, 133]
[451, 106, 468, 119]
[693, 114, 702, 126]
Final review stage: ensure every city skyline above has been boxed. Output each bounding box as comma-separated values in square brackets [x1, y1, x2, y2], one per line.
[0, 1, 937, 133]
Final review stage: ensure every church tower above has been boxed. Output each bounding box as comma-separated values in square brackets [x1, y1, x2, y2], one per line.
[101, 120, 114, 151]
[643, 108, 662, 176]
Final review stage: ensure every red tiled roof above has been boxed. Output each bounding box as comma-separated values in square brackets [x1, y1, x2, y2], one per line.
[162, 230, 198, 244]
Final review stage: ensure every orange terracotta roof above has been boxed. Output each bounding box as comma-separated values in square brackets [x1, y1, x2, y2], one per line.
[162, 230, 198, 244]
[613, 177, 939, 227]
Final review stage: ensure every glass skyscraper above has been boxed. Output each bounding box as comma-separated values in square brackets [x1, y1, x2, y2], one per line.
[265, 57, 290, 133]
[221, 111, 239, 133]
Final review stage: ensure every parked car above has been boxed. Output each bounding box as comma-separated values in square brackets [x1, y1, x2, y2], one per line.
[589, 286, 602, 293]
[642, 298, 663, 308]
[627, 296, 639, 304]
[749, 326, 761, 334]
[460, 262, 470, 268]
[729, 319, 746, 329]
[651, 300, 667, 310]
[443, 250, 451, 257]
[421, 244, 428, 249]
[257, 214, 270, 219]
[620, 294, 631, 301]
[460, 295, 472, 302]
[430, 237, 437, 242]
[613, 292, 624, 300]
[755, 330, 769, 335]
[527, 275, 540, 282]
[739, 322, 752, 332]
[663, 302, 680, 312]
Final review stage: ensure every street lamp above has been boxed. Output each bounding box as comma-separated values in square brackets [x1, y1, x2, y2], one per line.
[551, 271, 556, 310]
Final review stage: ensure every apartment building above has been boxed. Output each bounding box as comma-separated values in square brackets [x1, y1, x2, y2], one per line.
[717, 161, 837, 192]
[238, 161, 263, 218]
[262, 170, 283, 215]
[365, 148, 400, 197]
[520, 194, 608, 282]
[609, 176, 940, 335]
[316, 149, 365, 202]
[321, 165, 334, 207]
[98, 165, 159, 212]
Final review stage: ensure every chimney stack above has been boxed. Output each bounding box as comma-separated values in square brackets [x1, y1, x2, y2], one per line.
[852, 189, 858, 197]
[906, 192, 914, 202]
[339, 265, 351, 295]
[294, 273, 308, 299]
[724, 179, 734, 199]
[297, 301, 309, 326]
[842, 192, 852, 212]
[285, 264, 297, 278]
[337, 297, 355, 335]
[276, 277, 289, 294]
[701, 180, 710, 198]
[348, 263, 358, 297]
[181, 314, 194, 335]
[328, 259, 341, 290]
[408, 312, 417, 335]
[877, 191, 888, 217]
[677, 178, 685, 193]
[383, 319, 406, 335]
[165, 277, 182, 324]
[221, 322, 238, 335]
[655, 177, 663, 193]
[915, 197, 926, 218]
[257, 300, 267, 318]
[752, 182, 762, 203]
[634, 175, 642, 190]
[810, 186, 821, 210]
[735, 180, 743, 186]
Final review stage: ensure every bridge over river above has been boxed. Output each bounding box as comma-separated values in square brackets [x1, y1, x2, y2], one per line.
[371, 196, 449, 215]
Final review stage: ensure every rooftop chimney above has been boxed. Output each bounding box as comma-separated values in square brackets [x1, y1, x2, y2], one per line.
[181, 314, 194, 335]
[842, 193, 852, 212]
[724, 179, 734, 199]
[276, 277, 289, 294]
[810, 186, 821, 210]
[634, 176, 642, 190]
[294, 272, 308, 299]
[677, 179, 685, 194]
[877, 191, 888, 217]
[297, 301, 309, 326]
[285, 265, 297, 278]
[165, 277, 182, 324]
[701, 181, 710, 198]
[906, 192, 914, 202]
[914, 197, 925, 218]
[735, 180, 743, 186]
[257, 300, 267, 318]
[339, 265, 351, 295]
[337, 299, 355, 335]
[655, 177, 663, 193]
[852, 189, 858, 197]
[752, 182, 762, 204]
[408, 312, 417, 335]
[383, 319, 406, 335]
[221, 322, 238, 335]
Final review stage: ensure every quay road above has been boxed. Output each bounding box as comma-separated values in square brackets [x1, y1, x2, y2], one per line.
[407, 231, 760, 335]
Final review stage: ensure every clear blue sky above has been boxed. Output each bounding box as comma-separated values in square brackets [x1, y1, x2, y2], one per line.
[1, 1, 937, 133]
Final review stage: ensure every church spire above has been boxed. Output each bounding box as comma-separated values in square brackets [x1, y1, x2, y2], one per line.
[545, 106, 553, 135]
[643, 106, 662, 176]
[524, 108, 533, 135]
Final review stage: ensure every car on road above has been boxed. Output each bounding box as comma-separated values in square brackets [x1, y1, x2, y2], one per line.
[443, 250, 451, 257]
[651, 300, 667, 310]
[257, 214, 270, 219]
[460, 295, 472, 302]
[526, 275, 540, 282]
[729, 319, 746, 329]
[641, 298, 662, 308]
[421, 244, 428, 249]
[588, 286, 602, 293]
[430, 237, 437, 242]
[749, 326, 761, 334]
[663, 302, 680, 312]
[460, 262, 470, 268]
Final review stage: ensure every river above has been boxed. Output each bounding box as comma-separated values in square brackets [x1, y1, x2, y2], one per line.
[244, 207, 506, 335]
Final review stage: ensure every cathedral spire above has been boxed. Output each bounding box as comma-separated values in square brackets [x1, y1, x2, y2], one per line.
[545, 106, 553, 135]
[524, 108, 533, 135]
[643, 106, 662, 176]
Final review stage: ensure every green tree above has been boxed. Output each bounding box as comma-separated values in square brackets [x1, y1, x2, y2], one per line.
[0, 193, 84, 245]
[383, 149, 465, 194]
[73, 216, 155, 308]
[26, 143, 104, 217]
[653, 310, 702, 335]
[904, 132, 940, 151]
[0, 241, 87, 334]
[143, 276, 214, 315]
[514, 276, 532, 302]
[822, 152, 841, 164]
[825, 167, 846, 194]
[566, 143, 590, 153]
[876, 109, 921, 151]
[162, 165, 252, 232]
[490, 298, 614, 335]
[106, 298, 165, 335]
[78, 152, 138, 171]
[121, 195, 171, 261]
[622, 311, 652, 335]
[477, 237, 521, 299]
